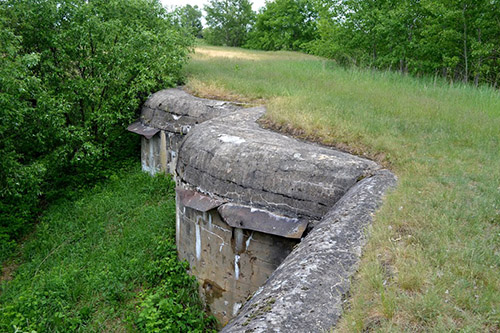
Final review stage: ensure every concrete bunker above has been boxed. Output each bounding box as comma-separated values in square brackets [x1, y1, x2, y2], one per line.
[128, 89, 396, 331]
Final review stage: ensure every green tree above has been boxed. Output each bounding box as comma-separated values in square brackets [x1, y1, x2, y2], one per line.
[0, 21, 46, 256]
[204, 0, 255, 46]
[310, 0, 500, 86]
[415, 0, 500, 85]
[245, 0, 318, 51]
[0, 0, 192, 258]
[174, 4, 203, 38]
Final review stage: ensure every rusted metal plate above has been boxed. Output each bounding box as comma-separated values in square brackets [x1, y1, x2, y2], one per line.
[218, 204, 308, 239]
[176, 187, 225, 212]
[127, 121, 159, 139]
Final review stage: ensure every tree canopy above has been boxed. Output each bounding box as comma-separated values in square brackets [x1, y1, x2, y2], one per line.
[309, 0, 500, 86]
[174, 4, 203, 38]
[204, 0, 255, 46]
[0, 0, 192, 257]
[245, 0, 318, 51]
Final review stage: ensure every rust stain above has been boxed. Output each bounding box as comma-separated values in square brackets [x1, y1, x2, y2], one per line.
[218, 204, 308, 239]
[203, 279, 226, 305]
[176, 187, 225, 212]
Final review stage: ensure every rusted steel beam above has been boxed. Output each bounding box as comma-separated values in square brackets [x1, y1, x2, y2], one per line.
[126, 121, 159, 139]
[218, 203, 308, 239]
[176, 187, 225, 212]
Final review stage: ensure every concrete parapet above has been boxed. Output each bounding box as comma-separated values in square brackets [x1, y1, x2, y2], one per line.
[176, 106, 379, 221]
[222, 170, 396, 332]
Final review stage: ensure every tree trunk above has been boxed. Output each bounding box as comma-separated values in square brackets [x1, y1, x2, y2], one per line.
[463, 4, 469, 83]
[474, 28, 482, 87]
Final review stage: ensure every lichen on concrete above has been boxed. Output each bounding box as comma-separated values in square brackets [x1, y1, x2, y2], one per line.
[141, 88, 239, 133]
[176, 106, 380, 221]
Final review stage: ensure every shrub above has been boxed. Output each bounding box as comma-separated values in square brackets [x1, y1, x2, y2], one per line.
[0, 0, 192, 259]
[136, 240, 217, 332]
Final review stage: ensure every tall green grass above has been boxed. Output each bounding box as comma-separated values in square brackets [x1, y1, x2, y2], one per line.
[0, 165, 215, 332]
[186, 45, 500, 331]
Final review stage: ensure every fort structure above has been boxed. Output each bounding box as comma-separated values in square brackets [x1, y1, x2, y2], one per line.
[128, 89, 396, 331]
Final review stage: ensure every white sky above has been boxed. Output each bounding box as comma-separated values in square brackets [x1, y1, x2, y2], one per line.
[160, 0, 267, 12]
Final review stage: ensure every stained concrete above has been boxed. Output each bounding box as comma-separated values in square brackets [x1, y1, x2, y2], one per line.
[140, 135, 161, 175]
[176, 107, 380, 221]
[222, 170, 397, 332]
[176, 202, 297, 326]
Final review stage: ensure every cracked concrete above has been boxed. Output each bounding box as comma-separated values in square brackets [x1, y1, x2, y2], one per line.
[222, 170, 396, 332]
[176, 106, 380, 220]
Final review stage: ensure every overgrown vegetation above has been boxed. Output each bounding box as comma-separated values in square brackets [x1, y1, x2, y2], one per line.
[186, 45, 500, 332]
[202, 0, 500, 87]
[0, 0, 192, 263]
[0, 165, 215, 332]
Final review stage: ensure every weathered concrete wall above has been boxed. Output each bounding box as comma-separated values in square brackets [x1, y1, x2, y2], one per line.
[128, 88, 239, 175]
[176, 201, 297, 325]
[222, 170, 396, 332]
[176, 106, 379, 221]
[140, 135, 161, 175]
[128, 88, 396, 331]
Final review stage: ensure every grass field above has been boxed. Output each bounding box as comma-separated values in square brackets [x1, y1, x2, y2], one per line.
[186, 45, 500, 332]
[0, 164, 215, 332]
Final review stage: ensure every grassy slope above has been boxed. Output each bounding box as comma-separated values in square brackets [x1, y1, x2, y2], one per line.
[186, 45, 500, 332]
[0, 165, 214, 332]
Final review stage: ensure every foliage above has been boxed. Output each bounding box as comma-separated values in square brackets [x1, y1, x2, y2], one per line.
[173, 5, 203, 38]
[187, 45, 500, 332]
[136, 241, 216, 332]
[309, 0, 500, 86]
[245, 0, 318, 51]
[0, 20, 46, 259]
[0, 0, 192, 262]
[204, 0, 255, 46]
[0, 166, 215, 332]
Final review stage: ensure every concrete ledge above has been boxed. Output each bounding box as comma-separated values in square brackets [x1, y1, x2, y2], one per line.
[177, 106, 379, 221]
[222, 170, 397, 332]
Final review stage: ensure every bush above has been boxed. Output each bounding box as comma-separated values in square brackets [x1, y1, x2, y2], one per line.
[0, 0, 192, 260]
[136, 240, 217, 332]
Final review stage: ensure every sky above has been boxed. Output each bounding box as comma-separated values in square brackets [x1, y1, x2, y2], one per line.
[160, 0, 267, 12]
